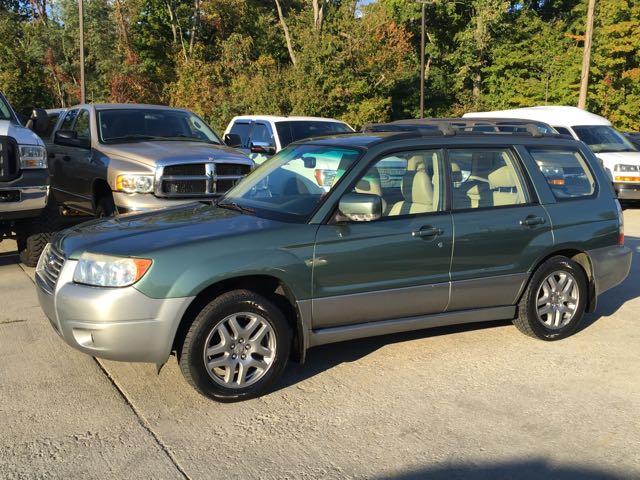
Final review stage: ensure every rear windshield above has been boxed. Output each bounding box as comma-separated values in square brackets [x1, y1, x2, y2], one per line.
[275, 121, 353, 148]
[572, 125, 636, 153]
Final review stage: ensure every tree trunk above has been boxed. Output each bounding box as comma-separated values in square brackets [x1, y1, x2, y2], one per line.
[312, 0, 324, 34]
[189, 0, 201, 56]
[274, 0, 297, 66]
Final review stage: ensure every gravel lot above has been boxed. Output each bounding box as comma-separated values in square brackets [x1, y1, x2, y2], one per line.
[1, 211, 639, 480]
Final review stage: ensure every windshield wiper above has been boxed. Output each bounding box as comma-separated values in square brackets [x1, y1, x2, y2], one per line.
[216, 200, 256, 215]
[106, 134, 161, 143]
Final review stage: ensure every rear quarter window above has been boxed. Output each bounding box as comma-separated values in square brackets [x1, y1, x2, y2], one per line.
[528, 148, 596, 200]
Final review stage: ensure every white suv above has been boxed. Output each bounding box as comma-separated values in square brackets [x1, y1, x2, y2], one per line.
[464, 106, 640, 201]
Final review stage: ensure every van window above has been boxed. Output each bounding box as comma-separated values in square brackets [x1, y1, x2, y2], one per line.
[572, 126, 636, 153]
[448, 148, 528, 210]
[553, 127, 572, 136]
[528, 148, 595, 199]
[275, 121, 352, 149]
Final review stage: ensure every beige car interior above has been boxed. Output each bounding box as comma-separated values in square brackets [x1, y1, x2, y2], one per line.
[450, 150, 526, 209]
[388, 152, 442, 216]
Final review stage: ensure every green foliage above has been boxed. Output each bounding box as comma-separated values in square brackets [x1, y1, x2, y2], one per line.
[1, 0, 639, 130]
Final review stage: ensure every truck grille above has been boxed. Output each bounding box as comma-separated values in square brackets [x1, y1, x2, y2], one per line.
[155, 162, 250, 198]
[40, 244, 65, 291]
[0, 136, 19, 181]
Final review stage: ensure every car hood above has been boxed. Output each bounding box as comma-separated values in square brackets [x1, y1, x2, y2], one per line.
[98, 141, 253, 168]
[595, 151, 640, 165]
[55, 203, 287, 259]
[0, 120, 44, 146]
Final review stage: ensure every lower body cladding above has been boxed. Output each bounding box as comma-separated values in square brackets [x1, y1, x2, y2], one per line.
[36, 259, 194, 366]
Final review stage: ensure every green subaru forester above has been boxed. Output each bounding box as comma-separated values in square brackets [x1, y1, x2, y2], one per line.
[36, 124, 632, 401]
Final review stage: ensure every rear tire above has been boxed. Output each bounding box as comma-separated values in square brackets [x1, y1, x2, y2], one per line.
[514, 256, 588, 341]
[179, 289, 291, 402]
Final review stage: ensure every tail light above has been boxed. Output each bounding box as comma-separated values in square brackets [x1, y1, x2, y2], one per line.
[616, 200, 625, 245]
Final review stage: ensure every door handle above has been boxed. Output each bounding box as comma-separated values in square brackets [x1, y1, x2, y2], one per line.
[412, 226, 443, 238]
[520, 215, 545, 227]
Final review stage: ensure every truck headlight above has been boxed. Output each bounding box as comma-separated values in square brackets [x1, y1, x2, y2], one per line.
[73, 252, 152, 287]
[19, 145, 47, 169]
[115, 174, 154, 193]
[613, 164, 639, 173]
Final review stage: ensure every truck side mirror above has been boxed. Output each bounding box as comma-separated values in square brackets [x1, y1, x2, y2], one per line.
[26, 108, 50, 135]
[54, 129, 78, 146]
[250, 142, 276, 156]
[224, 133, 243, 148]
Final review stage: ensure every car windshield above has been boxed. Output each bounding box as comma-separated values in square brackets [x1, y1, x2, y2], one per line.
[219, 144, 361, 222]
[572, 125, 637, 153]
[97, 108, 221, 144]
[275, 121, 353, 148]
[0, 95, 13, 121]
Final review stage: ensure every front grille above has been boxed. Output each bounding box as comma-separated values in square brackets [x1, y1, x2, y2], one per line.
[0, 136, 19, 181]
[40, 245, 65, 291]
[155, 162, 248, 198]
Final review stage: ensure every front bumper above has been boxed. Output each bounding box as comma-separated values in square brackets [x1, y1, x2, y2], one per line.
[113, 191, 214, 214]
[0, 185, 48, 215]
[588, 245, 633, 296]
[35, 258, 195, 365]
[613, 182, 640, 200]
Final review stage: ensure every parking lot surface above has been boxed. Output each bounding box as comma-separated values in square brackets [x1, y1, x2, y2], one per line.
[1, 211, 639, 480]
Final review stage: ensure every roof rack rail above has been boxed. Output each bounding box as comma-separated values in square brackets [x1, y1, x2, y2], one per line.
[363, 117, 555, 138]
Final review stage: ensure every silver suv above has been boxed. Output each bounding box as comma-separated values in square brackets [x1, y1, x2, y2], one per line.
[45, 104, 253, 216]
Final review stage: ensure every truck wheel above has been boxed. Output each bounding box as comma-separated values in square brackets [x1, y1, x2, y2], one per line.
[96, 194, 116, 217]
[17, 202, 62, 267]
[179, 289, 291, 402]
[514, 256, 588, 341]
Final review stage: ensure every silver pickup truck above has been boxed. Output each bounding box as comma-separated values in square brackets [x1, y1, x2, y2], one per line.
[45, 104, 253, 216]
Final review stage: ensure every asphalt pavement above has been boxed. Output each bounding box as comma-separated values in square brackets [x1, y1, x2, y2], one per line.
[1, 211, 639, 479]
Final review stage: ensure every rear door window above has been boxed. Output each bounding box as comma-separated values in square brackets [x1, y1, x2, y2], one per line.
[528, 148, 595, 199]
[447, 148, 529, 210]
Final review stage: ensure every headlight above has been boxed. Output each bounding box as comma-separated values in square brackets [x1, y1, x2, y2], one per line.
[115, 174, 154, 193]
[73, 252, 152, 287]
[19, 145, 47, 169]
[614, 164, 639, 173]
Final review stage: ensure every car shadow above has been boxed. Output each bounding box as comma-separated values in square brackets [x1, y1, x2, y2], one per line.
[382, 459, 627, 479]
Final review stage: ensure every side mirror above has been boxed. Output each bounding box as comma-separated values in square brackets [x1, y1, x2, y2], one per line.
[54, 129, 89, 148]
[250, 142, 276, 156]
[338, 193, 382, 222]
[26, 108, 50, 135]
[224, 133, 243, 148]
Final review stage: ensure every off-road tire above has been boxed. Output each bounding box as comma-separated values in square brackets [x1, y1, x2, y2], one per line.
[17, 201, 62, 267]
[514, 256, 588, 341]
[179, 289, 291, 402]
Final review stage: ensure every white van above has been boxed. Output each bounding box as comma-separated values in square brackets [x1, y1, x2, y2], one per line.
[464, 106, 640, 200]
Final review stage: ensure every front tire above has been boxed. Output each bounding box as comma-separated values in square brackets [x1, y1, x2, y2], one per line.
[17, 201, 62, 267]
[514, 256, 588, 341]
[96, 194, 116, 217]
[179, 290, 291, 402]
